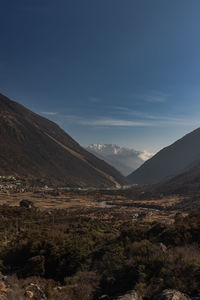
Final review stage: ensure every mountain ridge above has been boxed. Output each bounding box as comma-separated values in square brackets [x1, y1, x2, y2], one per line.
[0, 93, 126, 187]
[127, 127, 200, 184]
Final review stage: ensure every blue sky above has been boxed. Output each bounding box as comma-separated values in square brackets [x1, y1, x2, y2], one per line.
[1, 0, 200, 153]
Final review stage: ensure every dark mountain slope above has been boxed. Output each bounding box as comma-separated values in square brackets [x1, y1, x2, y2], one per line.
[156, 162, 200, 195]
[0, 93, 126, 187]
[127, 128, 200, 184]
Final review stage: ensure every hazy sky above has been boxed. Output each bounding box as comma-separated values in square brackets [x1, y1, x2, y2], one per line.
[1, 0, 200, 152]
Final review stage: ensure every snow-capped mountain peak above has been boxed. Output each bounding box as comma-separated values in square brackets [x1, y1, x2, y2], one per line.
[86, 144, 153, 176]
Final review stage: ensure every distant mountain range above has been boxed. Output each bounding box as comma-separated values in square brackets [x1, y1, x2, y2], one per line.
[86, 144, 153, 176]
[0, 93, 126, 187]
[127, 128, 200, 184]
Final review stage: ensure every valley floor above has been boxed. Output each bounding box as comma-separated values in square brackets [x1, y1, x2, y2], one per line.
[0, 188, 198, 300]
[0, 189, 185, 223]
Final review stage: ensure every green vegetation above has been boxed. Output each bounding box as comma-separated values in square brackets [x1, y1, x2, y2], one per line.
[0, 206, 200, 299]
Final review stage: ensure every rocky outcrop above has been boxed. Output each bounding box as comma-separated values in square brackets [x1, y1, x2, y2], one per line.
[0, 273, 47, 300]
[154, 289, 191, 300]
[0, 273, 193, 300]
[25, 283, 47, 299]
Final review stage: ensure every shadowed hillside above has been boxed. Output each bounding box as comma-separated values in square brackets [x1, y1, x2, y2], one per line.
[0, 94, 126, 187]
[127, 128, 200, 184]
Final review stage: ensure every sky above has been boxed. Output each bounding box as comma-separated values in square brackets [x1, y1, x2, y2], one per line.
[1, 0, 200, 153]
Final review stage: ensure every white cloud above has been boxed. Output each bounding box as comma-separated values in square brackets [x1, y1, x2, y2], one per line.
[111, 106, 186, 121]
[41, 111, 58, 116]
[79, 118, 152, 127]
[138, 150, 154, 161]
[112, 107, 160, 119]
[86, 144, 154, 175]
[42, 109, 200, 129]
[75, 115, 200, 128]
[130, 91, 168, 103]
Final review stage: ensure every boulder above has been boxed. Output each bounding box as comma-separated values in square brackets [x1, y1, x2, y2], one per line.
[99, 296, 111, 300]
[25, 283, 47, 300]
[24, 290, 34, 298]
[115, 290, 142, 300]
[159, 242, 167, 252]
[154, 290, 191, 300]
[0, 280, 8, 293]
[20, 200, 34, 209]
[0, 282, 8, 300]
